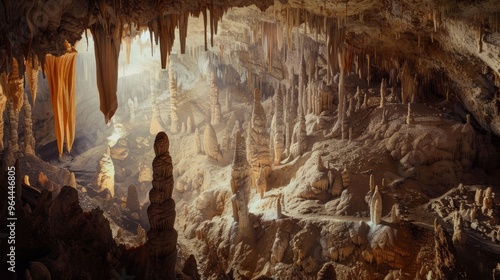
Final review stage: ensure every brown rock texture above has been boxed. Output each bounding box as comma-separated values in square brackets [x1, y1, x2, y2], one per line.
[146, 132, 177, 280]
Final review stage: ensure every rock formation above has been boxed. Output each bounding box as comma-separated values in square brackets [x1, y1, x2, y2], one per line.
[22, 92, 35, 155]
[126, 185, 141, 214]
[25, 58, 39, 106]
[169, 65, 179, 133]
[406, 103, 414, 125]
[379, 78, 386, 109]
[96, 146, 115, 197]
[370, 186, 382, 225]
[230, 130, 254, 242]
[247, 88, 272, 190]
[272, 86, 285, 165]
[146, 132, 177, 279]
[203, 122, 223, 161]
[452, 211, 467, 246]
[194, 128, 202, 154]
[209, 70, 222, 125]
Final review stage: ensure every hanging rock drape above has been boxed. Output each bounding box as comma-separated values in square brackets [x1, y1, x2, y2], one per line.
[90, 17, 123, 123]
[44, 47, 78, 156]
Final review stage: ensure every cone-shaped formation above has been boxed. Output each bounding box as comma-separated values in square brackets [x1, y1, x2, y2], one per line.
[209, 71, 222, 125]
[290, 109, 307, 159]
[406, 103, 414, 125]
[44, 46, 78, 155]
[22, 92, 35, 155]
[146, 132, 177, 279]
[273, 87, 285, 165]
[203, 122, 223, 161]
[247, 88, 272, 190]
[169, 66, 179, 133]
[370, 186, 382, 225]
[452, 211, 467, 246]
[230, 130, 254, 241]
[126, 185, 141, 214]
[90, 19, 122, 123]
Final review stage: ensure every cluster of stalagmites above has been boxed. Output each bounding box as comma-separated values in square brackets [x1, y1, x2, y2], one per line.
[145, 132, 177, 279]
[429, 184, 500, 243]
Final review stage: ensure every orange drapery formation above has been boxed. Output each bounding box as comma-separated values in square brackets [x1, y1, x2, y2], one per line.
[44, 50, 78, 156]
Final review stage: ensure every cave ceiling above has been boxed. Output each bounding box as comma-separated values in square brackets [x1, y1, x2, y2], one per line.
[0, 0, 499, 134]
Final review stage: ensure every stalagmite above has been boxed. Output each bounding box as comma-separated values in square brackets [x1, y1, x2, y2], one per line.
[150, 71, 165, 135]
[369, 174, 375, 193]
[123, 36, 132, 65]
[290, 108, 307, 159]
[128, 98, 135, 121]
[273, 87, 285, 165]
[406, 103, 414, 125]
[370, 186, 382, 225]
[341, 167, 350, 188]
[277, 193, 283, 219]
[247, 88, 272, 191]
[25, 58, 39, 106]
[96, 146, 115, 197]
[379, 78, 386, 109]
[203, 122, 223, 161]
[452, 211, 467, 246]
[146, 132, 177, 279]
[391, 204, 399, 223]
[169, 66, 179, 133]
[44, 43, 78, 155]
[225, 90, 232, 112]
[362, 91, 368, 110]
[22, 92, 35, 155]
[90, 18, 122, 123]
[230, 130, 254, 241]
[401, 62, 414, 104]
[186, 116, 193, 133]
[209, 71, 222, 125]
[349, 127, 353, 142]
[194, 128, 202, 154]
[482, 187, 493, 214]
[126, 185, 141, 214]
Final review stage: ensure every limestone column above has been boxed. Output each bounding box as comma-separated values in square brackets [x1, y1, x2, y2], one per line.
[146, 132, 177, 280]
[22, 92, 35, 155]
[169, 66, 179, 133]
[209, 71, 222, 125]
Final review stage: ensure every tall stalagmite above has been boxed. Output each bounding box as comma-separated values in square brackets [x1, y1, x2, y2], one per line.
[230, 130, 254, 242]
[209, 71, 222, 125]
[22, 92, 35, 154]
[90, 14, 123, 123]
[146, 132, 177, 280]
[44, 43, 78, 156]
[273, 86, 285, 165]
[169, 66, 179, 133]
[247, 88, 272, 191]
[370, 186, 382, 225]
[203, 122, 223, 161]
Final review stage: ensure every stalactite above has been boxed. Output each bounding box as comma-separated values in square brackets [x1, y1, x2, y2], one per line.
[248, 88, 272, 191]
[90, 19, 122, 123]
[178, 12, 189, 54]
[44, 44, 77, 156]
[25, 58, 39, 106]
[123, 36, 132, 65]
[22, 92, 35, 155]
[169, 66, 179, 133]
[157, 15, 178, 69]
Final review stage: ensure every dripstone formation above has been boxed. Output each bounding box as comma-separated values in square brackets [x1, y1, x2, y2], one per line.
[146, 132, 178, 280]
